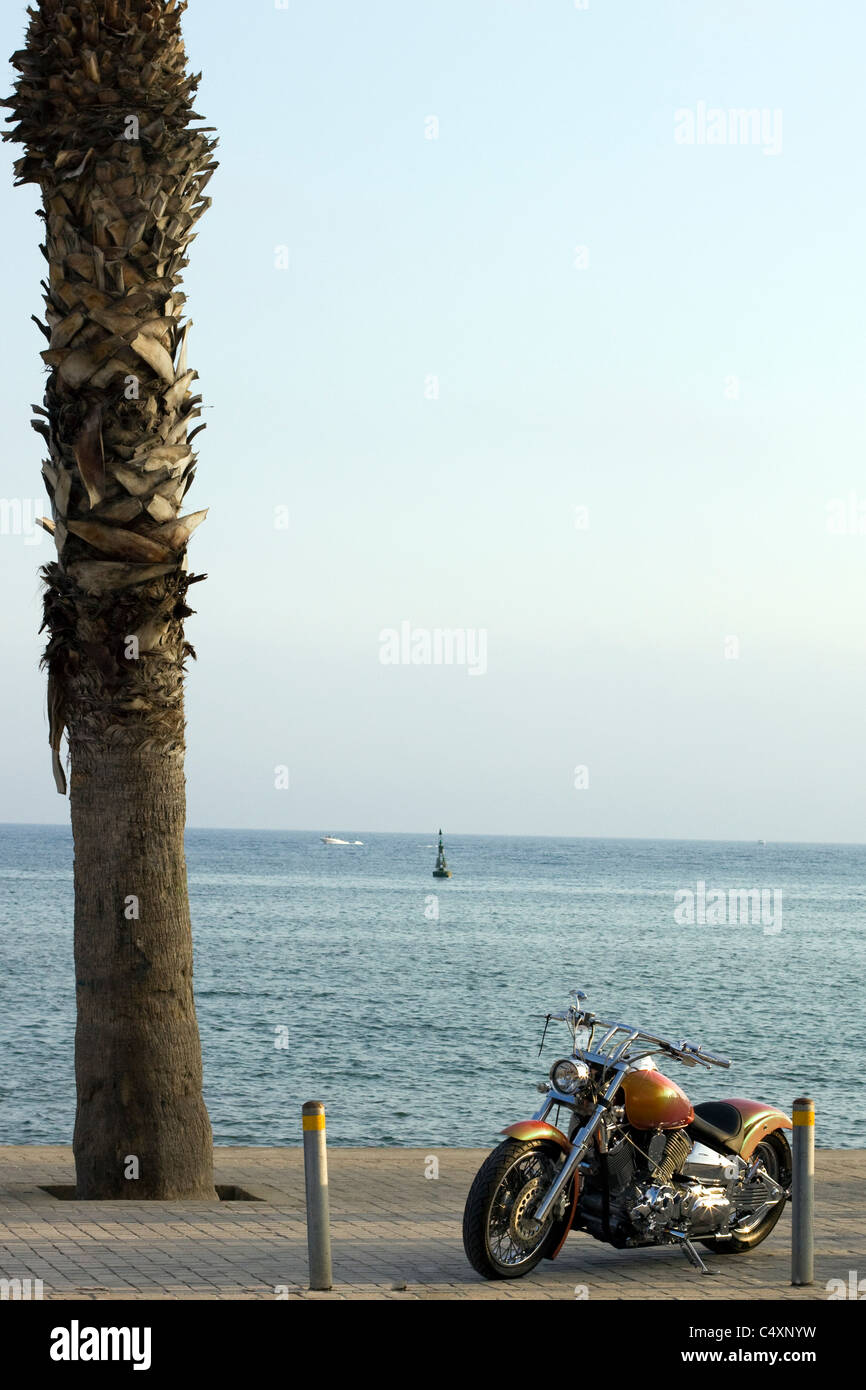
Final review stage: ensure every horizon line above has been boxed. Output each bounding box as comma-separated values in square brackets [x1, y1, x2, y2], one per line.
[1, 822, 865, 848]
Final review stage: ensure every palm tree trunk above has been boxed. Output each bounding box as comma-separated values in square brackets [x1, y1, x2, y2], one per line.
[4, 0, 218, 1198]
[72, 747, 214, 1199]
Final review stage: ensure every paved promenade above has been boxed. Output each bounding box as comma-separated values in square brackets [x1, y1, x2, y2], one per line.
[0, 1147, 862, 1300]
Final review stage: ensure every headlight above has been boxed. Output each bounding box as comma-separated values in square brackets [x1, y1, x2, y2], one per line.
[550, 1058, 590, 1094]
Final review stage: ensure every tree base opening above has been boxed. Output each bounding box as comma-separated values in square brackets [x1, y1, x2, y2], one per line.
[39, 1184, 263, 1202]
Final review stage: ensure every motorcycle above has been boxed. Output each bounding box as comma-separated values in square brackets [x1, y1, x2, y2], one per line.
[463, 990, 793, 1279]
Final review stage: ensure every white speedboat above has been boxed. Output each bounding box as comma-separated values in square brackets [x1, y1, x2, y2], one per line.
[321, 836, 351, 845]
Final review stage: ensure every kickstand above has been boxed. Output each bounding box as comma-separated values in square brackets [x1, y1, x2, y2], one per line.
[672, 1232, 719, 1276]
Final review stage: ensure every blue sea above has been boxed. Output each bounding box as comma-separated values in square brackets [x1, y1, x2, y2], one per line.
[1, 826, 862, 1148]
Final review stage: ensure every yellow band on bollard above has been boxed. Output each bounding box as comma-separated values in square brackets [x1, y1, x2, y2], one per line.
[303, 1114, 326, 1131]
[792, 1111, 815, 1126]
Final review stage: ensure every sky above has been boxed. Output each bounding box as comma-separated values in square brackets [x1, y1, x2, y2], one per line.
[0, 0, 864, 839]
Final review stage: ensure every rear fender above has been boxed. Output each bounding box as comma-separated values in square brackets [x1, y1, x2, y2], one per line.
[723, 1098, 793, 1161]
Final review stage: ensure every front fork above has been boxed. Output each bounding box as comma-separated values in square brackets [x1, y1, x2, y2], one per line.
[533, 1071, 624, 1223]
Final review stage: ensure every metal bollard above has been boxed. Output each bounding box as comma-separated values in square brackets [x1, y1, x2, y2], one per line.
[791, 1096, 814, 1286]
[302, 1100, 333, 1290]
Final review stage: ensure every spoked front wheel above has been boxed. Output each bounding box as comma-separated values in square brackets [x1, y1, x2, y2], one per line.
[463, 1138, 569, 1279]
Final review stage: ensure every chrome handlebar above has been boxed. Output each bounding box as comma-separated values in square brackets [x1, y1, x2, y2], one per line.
[542, 1006, 731, 1070]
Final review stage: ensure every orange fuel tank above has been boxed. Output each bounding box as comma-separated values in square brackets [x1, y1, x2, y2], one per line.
[620, 1069, 694, 1130]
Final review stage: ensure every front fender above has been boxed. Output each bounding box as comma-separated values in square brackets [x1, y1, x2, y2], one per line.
[501, 1120, 572, 1153]
[500, 1120, 578, 1261]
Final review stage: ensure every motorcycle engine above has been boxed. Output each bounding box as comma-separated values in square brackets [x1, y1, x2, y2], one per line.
[579, 1127, 733, 1245]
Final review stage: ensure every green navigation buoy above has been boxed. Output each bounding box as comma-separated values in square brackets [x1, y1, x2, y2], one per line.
[433, 828, 452, 879]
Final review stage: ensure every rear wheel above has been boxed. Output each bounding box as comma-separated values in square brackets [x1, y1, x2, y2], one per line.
[463, 1138, 570, 1279]
[701, 1131, 791, 1254]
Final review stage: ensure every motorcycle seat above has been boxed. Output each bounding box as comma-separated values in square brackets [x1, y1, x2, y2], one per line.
[688, 1100, 745, 1154]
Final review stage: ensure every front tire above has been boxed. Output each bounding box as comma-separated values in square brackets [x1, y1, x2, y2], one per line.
[701, 1132, 791, 1254]
[463, 1138, 569, 1279]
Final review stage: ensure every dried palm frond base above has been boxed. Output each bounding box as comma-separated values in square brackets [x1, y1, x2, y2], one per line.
[3, 0, 218, 786]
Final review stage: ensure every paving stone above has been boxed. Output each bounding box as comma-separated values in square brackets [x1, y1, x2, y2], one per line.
[0, 1145, 861, 1301]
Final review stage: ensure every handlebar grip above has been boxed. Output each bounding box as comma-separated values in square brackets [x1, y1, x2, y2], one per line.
[676, 1037, 730, 1067]
[691, 1047, 731, 1068]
